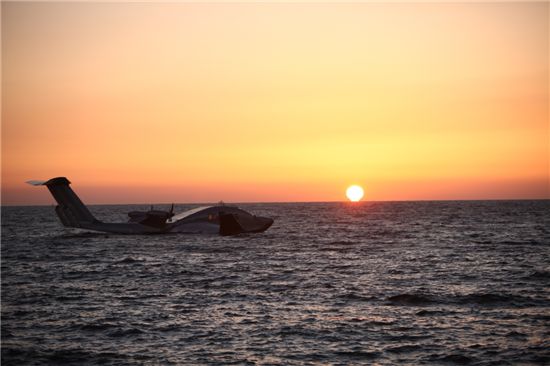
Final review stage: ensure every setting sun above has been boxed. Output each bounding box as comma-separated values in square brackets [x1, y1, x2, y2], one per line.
[346, 185, 364, 202]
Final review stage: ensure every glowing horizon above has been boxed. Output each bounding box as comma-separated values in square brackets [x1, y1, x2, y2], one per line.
[2, 2, 549, 205]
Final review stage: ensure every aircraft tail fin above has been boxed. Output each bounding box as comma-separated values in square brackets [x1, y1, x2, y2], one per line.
[27, 177, 98, 228]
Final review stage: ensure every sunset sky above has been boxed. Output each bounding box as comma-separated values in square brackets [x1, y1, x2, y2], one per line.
[2, 2, 549, 205]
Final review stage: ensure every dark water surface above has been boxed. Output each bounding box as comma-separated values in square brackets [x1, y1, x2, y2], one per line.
[2, 201, 549, 365]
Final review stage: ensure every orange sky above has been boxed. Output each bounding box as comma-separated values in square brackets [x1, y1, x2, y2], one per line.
[2, 2, 549, 205]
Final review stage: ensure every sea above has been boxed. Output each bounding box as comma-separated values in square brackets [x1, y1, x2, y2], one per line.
[1, 201, 549, 365]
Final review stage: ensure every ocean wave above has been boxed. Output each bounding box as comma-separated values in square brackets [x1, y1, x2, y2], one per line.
[327, 240, 357, 245]
[498, 239, 545, 246]
[386, 293, 436, 305]
[455, 293, 511, 305]
[416, 309, 456, 316]
[107, 327, 144, 338]
[319, 246, 355, 252]
[114, 256, 146, 264]
[525, 270, 550, 280]
[1, 346, 133, 365]
[78, 322, 119, 332]
[338, 293, 377, 302]
[426, 352, 476, 365]
[387, 292, 541, 307]
[334, 350, 380, 359]
[385, 344, 422, 354]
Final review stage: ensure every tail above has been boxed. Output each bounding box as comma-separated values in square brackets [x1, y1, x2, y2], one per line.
[27, 177, 98, 228]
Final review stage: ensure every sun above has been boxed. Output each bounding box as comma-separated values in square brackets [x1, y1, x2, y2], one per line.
[346, 185, 364, 202]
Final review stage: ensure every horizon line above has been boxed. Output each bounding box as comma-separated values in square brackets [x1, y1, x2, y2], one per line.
[2, 197, 549, 208]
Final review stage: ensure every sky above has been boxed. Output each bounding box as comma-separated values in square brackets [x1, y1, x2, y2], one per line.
[2, 2, 549, 205]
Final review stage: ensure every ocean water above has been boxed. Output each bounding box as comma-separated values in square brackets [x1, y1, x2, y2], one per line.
[1, 201, 549, 365]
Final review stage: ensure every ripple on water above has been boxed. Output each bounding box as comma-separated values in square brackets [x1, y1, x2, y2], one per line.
[2, 201, 549, 365]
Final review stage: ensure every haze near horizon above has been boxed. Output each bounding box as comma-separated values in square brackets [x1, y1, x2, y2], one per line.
[2, 2, 548, 205]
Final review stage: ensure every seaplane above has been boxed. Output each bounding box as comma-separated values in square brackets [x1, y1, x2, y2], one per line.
[27, 177, 273, 236]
